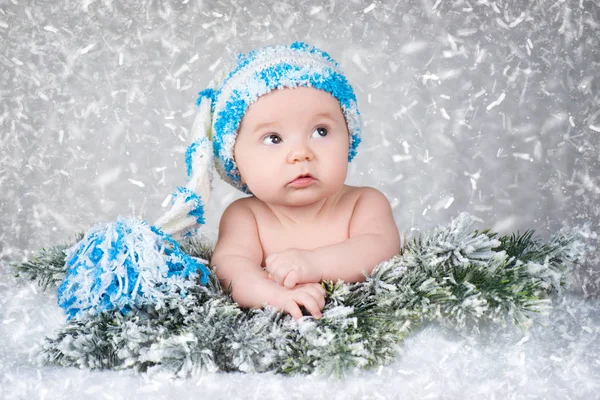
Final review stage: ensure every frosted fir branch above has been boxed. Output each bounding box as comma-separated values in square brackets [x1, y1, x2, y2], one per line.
[448, 226, 588, 325]
[140, 299, 245, 376]
[392, 250, 549, 328]
[495, 223, 594, 295]
[177, 234, 214, 264]
[221, 308, 289, 373]
[276, 279, 416, 377]
[369, 217, 592, 329]
[402, 212, 504, 274]
[11, 233, 83, 290]
[22, 213, 594, 378]
[34, 311, 124, 370]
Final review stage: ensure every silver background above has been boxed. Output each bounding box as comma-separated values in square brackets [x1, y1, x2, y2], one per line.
[1, 0, 598, 257]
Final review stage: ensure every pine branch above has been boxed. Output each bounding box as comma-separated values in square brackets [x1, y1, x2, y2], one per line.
[11, 233, 82, 291]
[21, 213, 591, 378]
[178, 235, 214, 264]
[496, 230, 537, 260]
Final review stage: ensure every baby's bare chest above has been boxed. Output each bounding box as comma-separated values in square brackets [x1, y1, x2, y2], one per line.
[253, 206, 356, 267]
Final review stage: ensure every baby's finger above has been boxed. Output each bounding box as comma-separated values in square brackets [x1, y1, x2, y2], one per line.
[267, 271, 281, 284]
[315, 291, 325, 309]
[312, 282, 327, 297]
[319, 283, 326, 296]
[283, 300, 303, 321]
[265, 253, 279, 265]
[268, 265, 287, 286]
[277, 267, 296, 287]
[300, 284, 325, 309]
[283, 270, 299, 289]
[304, 282, 327, 297]
[293, 292, 322, 319]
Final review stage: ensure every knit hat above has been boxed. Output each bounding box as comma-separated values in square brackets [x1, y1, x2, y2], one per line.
[154, 42, 362, 238]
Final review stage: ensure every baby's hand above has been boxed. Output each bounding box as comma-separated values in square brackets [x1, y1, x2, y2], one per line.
[271, 282, 326, 320]
[265, 248, 321, 289]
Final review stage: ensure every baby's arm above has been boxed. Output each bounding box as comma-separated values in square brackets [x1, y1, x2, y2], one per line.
[211, 199, 325, 319]
[266, 188, 400, 286]
[316, 187, 401, 281]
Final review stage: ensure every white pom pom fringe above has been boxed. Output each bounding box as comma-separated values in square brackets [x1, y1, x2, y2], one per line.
[57, 218, 210, 319]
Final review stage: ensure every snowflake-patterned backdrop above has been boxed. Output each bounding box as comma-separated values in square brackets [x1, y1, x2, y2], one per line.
[2, 0, 598, 255]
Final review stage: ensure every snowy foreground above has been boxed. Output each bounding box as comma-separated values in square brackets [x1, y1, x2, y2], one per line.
[1, 261, 599, 400]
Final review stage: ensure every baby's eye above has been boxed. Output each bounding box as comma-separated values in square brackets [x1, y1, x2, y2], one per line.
[262, 134, 282, 145]
[311, 127, 328, 138]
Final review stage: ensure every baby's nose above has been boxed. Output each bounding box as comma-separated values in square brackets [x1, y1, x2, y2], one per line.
[288, 143, 314, 163]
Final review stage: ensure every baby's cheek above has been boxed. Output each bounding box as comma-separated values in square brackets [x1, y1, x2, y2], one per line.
[236, 164, 258, 187]
[327, 158, 349, 186]
[243, 179, 262, 197]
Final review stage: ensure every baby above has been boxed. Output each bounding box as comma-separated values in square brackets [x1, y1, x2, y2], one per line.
[202, 43, 401, 320]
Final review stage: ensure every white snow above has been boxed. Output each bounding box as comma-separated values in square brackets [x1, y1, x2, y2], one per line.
[363, 4, 376, 14]
[486, 93, 506, 111]
[1, 265, 599, 399]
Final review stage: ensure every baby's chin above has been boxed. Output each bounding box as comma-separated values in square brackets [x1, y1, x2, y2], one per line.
[261, 194, 323, 208]
[262, 187, 345, 207]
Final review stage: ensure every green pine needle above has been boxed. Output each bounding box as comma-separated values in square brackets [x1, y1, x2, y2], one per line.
[11, 233, 83, 290]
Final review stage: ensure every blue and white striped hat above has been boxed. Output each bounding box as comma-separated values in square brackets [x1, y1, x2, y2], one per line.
[154, 42, 362, 237]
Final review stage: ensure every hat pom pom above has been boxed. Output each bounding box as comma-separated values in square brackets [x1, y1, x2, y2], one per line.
[57, 218, 210, 320]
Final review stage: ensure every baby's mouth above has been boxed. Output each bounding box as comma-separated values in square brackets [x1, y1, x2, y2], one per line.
[288, 173, 315, 185]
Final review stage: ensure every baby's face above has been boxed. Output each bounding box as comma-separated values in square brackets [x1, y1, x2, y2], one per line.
[234, 87, 350, 206]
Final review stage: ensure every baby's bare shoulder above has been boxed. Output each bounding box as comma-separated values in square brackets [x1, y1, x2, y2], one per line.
[221, 197, 253, 218]
[230, 195, 266, 217]
[218, 196, 270, 238]
[342, 185, 388, 206]
[213, 197, 263, 263]
[347, 185, 396, 231]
